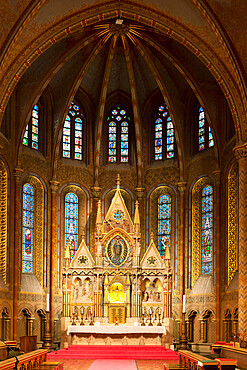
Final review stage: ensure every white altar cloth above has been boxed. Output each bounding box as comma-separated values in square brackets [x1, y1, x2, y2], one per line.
[67, 325, 166, 335]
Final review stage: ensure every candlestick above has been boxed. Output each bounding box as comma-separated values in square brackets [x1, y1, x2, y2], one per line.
[46, 293, 49, 312]
[182, 295, 186, 313]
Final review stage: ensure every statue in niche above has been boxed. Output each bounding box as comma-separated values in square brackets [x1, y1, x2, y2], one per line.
[142, 280, 162, 302]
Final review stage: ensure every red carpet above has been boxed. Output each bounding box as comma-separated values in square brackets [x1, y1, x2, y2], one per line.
[48, 345, 179, 360]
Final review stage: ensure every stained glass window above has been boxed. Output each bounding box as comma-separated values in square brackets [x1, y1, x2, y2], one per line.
[65, 193, 78, 260]
[154, 104, 174, 160]
[199, 107, 205, 151]
[107, 106, 130, 163]
[62, 101, 84, 160]
[158, 194, 171, 259]
[23, 105, 39, 149]
[22, 183, 34, 273]
[201, 185, 213, 274]
[198, 107, 214, 150]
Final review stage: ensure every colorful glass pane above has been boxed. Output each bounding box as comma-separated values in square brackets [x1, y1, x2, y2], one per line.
[199, 107, 205, 151]
[209, 126, 214, 147]
[22, 183, 34, 273]
[31, 105, 39, 150]
[107, 106, 130, 163]
[62, 102, 84, 160]
[202, 185, 213, 274]
[154, 104, 174, 160]
[158, 194, 171, 258]
[65, 193, 78, 260]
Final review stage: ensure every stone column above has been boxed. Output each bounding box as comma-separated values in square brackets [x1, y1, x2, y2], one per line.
[223, 319, 229, 341]
[50, 180, 59, 338]
[178, 182, 187, 333]
[199, 319, 207, 343]
[233, 319, 238, 337]
[213, 170, 221, 340]
[27, 317, 34, 336]
[13, 168, 23, 340]
[234, 144, 247, 337]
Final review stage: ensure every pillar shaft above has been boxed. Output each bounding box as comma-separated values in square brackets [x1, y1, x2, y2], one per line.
[13, 168, 23, 340]
[234, 145, 247, 337]
[178, 182, 186, 332]
[213, 170, 221, 340]
[50, 181, 59, 338]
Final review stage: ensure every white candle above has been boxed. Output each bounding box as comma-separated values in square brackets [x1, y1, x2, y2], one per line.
[46, 293, 49, 311]
[150, 308, 152, 314]
[182, 295, 186, 313]
[142, 308, 144, 314]
[72, 305, 74, 314]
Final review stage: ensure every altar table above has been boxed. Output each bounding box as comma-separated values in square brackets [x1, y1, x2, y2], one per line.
[66, 325, 168, 346]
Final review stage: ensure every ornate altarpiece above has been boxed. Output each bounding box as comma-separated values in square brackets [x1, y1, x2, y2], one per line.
[61, 177, 172, 345]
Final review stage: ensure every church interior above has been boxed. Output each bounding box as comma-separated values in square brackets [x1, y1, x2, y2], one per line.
[0, 0, 247, 367]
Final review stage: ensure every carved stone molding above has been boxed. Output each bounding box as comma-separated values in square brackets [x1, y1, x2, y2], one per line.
[234, 143, 247, 160]
[177, 182, 187, 194]
[213, 170, 221, 184]
[13, 167, 24, 181]
[50, 180, 59, 193]
[91, 186, 102, 199]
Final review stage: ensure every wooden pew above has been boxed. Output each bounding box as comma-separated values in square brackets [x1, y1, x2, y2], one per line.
[0, 348, 47, 370]
[164, 363, 187, 370]
[179, 350, 218, 370]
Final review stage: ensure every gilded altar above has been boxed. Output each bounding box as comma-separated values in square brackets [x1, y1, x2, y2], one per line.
[61, 176, 172, 346]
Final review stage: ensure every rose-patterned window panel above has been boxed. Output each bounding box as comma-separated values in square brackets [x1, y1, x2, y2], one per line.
[62, 101, 84, 160]
[22, 183, 34, 273]
[154, 104, 174, 160]
[107, 106, 130, 163]
[65, 193, 78, 260]
[158, 194, 171, 259]
[23, 105, 39, 149]
[201, 185, 213, 274]
[199, 107, 214, 151]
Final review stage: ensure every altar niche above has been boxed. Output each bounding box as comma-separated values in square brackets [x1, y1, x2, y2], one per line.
[61, 176, 173, 346]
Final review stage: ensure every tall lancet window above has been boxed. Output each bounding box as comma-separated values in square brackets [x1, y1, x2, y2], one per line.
[201, 185, 213, 274]
[107, 105, 130, 163]
[154, 104, 174, 160]
[65, 193, 78, 260]
[23, 105, 39, 149]
[62, 101, 84, 160]
[22, 183, 34, 273]
[198, 107, 214, 151]
[158, 194, 171, 259]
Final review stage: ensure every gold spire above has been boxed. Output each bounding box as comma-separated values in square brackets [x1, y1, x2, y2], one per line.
[96, 200, 102, 225]
[134, 200, 140, 233]
[150, 232, 154, 242]
[164, 243, 171, 260]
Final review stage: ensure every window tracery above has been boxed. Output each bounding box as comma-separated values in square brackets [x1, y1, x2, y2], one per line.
[107, 105, 130, 163]
[23, 105, 39, 150]
[22, 183, 34, 273]
[154, 104, 174, 160]
[62, 101, 84, 161]
[65, 192, 78, 260]
[198, 107, 214, 151]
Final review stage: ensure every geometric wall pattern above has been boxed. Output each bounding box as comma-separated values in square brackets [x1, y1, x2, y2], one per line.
[228, 161, 239, 284]
[0, 160, 7, 283]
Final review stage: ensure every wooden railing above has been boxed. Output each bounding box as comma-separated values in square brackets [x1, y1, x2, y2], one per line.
[0, 349, 47, 370]
[179, 350, 218, 370]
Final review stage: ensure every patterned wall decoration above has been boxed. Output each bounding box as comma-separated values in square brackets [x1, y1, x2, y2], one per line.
[0, 160, 7, 283]
[23, 176, 44, 286]
[228, 161, 239, 284]
[191, 177, 212, 287]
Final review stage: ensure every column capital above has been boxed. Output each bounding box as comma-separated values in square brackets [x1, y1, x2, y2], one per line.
[135, 187, 145, 199]
[177, 182, 187, 194]
[50, 180, 59, 193]
[234, 143, 247, 160]
[91, 186, 101, 199]
[13, 167, 24, 181]
[213, 170, 221, 183]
